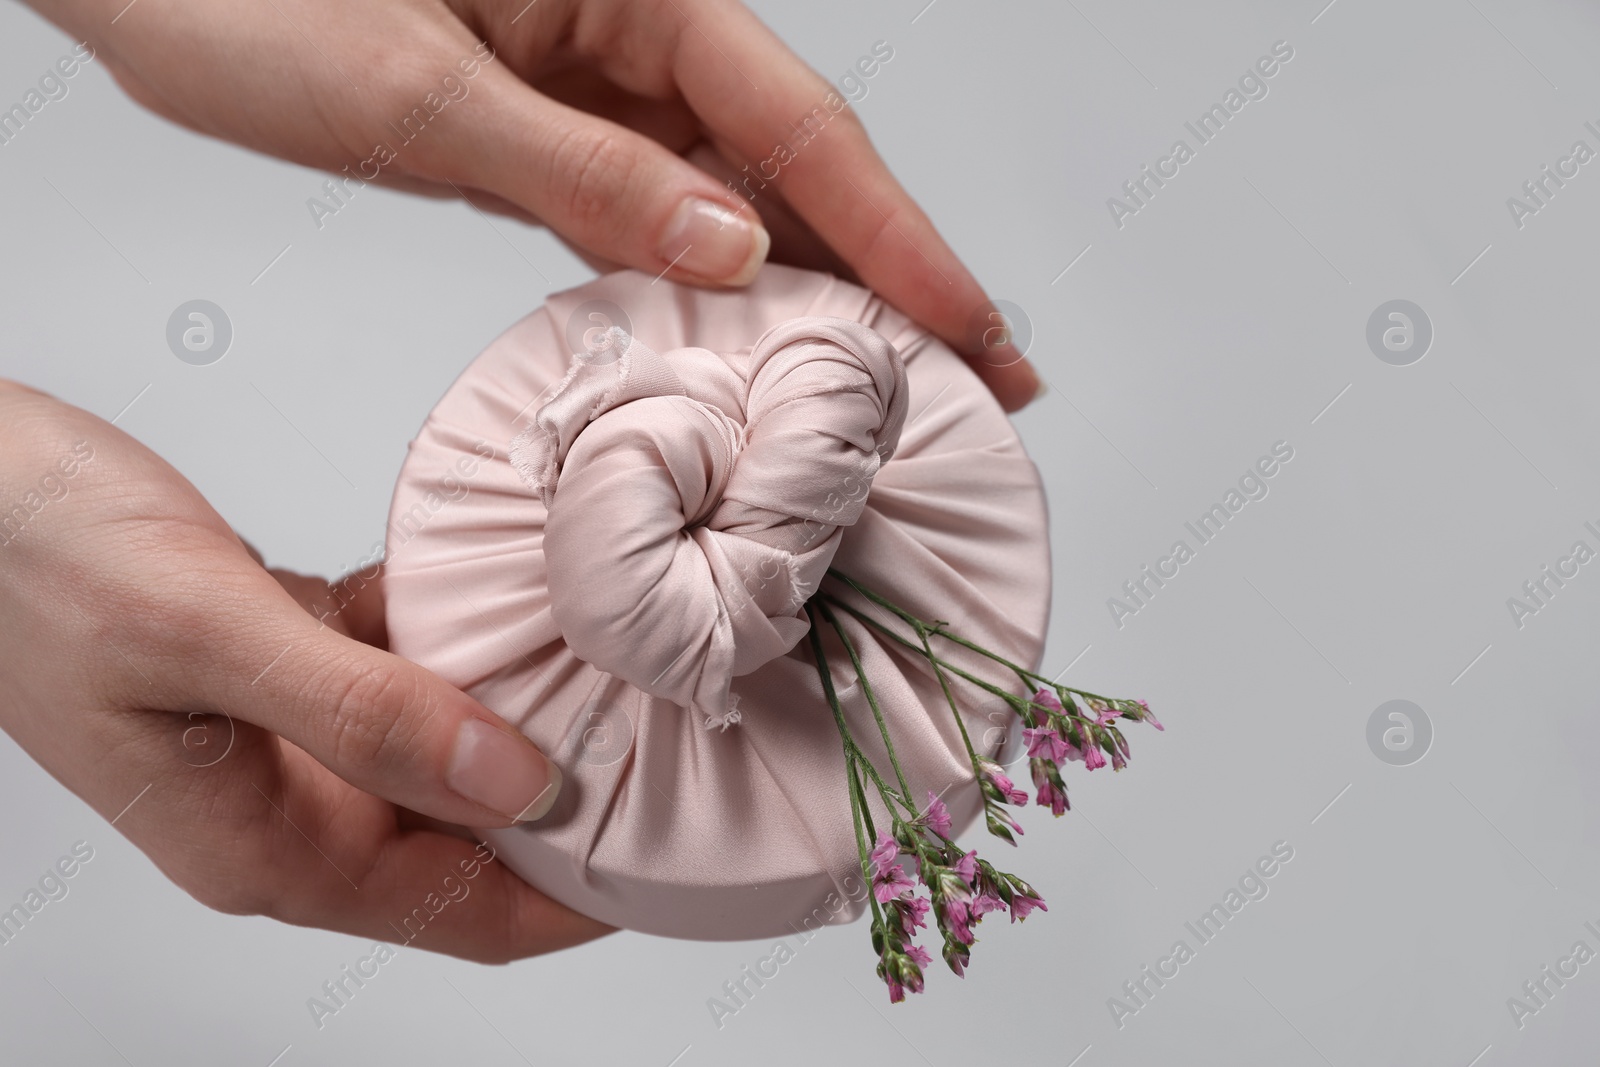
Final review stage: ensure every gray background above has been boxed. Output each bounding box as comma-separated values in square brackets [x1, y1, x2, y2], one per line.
[2, 0, 1598, 1063]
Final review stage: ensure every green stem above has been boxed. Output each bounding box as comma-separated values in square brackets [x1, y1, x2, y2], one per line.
[816, 599, 915, 803]
[843, 747, 870, 868]
[806, 610, 886, 931]
[859, 748, 918, 818]
[911, 612, 983, 776]
[806, 604, 916, 820]
[826, 570, 1125, 704]
[849, 757, 888, 929]
[822, 594, 1043, 718]
[850, 754, 879, 852]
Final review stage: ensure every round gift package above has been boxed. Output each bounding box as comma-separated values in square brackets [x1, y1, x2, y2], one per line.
[385, 264, 1051, 940]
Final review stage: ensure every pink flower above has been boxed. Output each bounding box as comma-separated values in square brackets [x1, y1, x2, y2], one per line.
[935, 863, 974, 903]
[969, 891, 1006, 919]
[1031, 687, 1065, 715]
[1010, 893, 1047, 922]
[921, 791, 953, 838]
[995, 775, 1028, 805]
[943, 898, 975, 945]
[1137, 698, 1164, 731]
[871, 831, 916, 903]
[895, 951, 926, 995]
[1032, 756, 1070, 811]
[1110, 746, 1127, 771]
[1068, 725, 1107, 771]
[905, 943, 933, 970]
[869, 832, 899, 878]
[874, 863, 916, 904]
[885, 976, 905, 1004]
[1036, 777, 1062, 819]
[979, 759, 1029, 805]
[897, 895, 931, 936]
[944, 941, 970, 977]
[1024, 726, 1071, 763]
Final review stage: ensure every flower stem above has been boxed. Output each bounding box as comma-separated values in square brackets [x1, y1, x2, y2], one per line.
[816, 599, 916, 803]
[806, 609, 886, 929]
[850, 754, 880, 853]
[822, 594, 1042, 719]
[911, 610, 983, 773]
[827, 570, 1124, 704]
[806, 604, 917, 821]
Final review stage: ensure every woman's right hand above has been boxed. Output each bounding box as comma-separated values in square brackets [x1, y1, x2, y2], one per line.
[26, 0, 1042, 410]
[0, 380, 611, 961]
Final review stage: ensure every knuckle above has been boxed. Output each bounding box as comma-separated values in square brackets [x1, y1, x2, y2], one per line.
[461, 944, 519, 966]
[319, 659, 430, 775]
[255, 876, 324, 927]
[856, 204, 916, 270]
[183, 867, 272, 917]
[545, 127, 639, 235]
[823, 98, 867, 137]
[574, 0, 685, 80]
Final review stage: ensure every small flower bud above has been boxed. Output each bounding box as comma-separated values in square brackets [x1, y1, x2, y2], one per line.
[943, 938, 971, 977]
[896, 952, 925, 995]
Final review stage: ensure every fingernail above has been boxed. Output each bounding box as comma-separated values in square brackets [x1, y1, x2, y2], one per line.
[658, 197, 770, 285]
[446, 718, 562, 823]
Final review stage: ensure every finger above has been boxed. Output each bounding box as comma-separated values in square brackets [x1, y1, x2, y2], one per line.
[253, 745, 610, 962]
[287, 822, 613, 963]
[657, 3, 1043, 409]
[514, 69, 846, 271]
[683, 142, 854, 278]
[438, 68, 771, 287]
[194, 569, 563, 829]
[528, 71, 848, 270]
[548, 143, 852, 279]
[97, 710, 607, 962]
[531, 62, 703, 152]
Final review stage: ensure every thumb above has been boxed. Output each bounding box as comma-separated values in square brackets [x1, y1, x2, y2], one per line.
[443, 71, 770, 287]
[208, 593, 562, 828]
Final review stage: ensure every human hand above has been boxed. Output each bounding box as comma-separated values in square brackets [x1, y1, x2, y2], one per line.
[0, 380, 611, 962]
[26, 0, 1041, 409]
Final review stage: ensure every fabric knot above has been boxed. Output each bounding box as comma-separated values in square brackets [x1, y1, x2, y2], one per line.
[509, 316, 908, 715]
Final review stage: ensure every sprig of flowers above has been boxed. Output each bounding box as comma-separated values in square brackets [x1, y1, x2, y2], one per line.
[806, 571, 1161, 1002]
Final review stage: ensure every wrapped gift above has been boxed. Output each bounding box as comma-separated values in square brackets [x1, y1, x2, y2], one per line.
[384, 264, 1054, 944]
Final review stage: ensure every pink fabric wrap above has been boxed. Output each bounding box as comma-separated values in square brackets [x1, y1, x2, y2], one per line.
[385, 265, 1051, 940]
